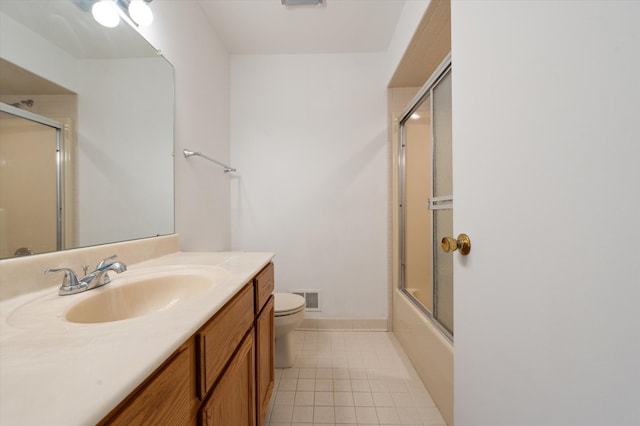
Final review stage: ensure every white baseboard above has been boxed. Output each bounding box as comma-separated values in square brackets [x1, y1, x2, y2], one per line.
[298, 318, 388, 331]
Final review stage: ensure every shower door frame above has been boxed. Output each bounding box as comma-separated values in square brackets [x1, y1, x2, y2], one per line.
[398, 54, 453, 342]
[0, 102, 65, 252]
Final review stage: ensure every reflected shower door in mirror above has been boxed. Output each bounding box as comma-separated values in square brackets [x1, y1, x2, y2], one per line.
[0, 106, 68, 258]
[0, 0, 174, 259]
[399, 59, 453, 339]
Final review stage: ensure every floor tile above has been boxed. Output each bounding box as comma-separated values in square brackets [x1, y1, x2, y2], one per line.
[334, 391, 355, 407]
[265, 331, 446, 426]
[295, 391, 315, 406]
[314, 406, 335, 423]
[292, 405, 314, 423]
[376, 406, 400, 424]
[353, 392, 374, 407]
[355, 406, 378, 424]
[315, 391, 334, 406]
[334, 405, 357, 423]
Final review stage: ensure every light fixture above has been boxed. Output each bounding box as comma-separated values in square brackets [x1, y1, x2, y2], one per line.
[92, 0, 120, 28]
[128, 0, 153, 26]
[411, 113, 421, 120]
[91, 0, 154, 28]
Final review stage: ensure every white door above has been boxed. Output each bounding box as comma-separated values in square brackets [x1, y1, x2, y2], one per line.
[452, 2, 640, 425]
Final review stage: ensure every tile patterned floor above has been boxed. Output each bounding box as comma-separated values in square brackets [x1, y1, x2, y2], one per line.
[265, 331, 447, 426]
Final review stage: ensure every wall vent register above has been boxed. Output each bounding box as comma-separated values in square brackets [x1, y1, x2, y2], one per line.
[290, 289, 321, 311]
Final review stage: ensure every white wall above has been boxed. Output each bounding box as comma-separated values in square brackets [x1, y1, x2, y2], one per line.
[452, 1, 640, 424]
[230, 53, 389, 320]
[138, 1, 232, 251]
[135, 0, 430, 321]
[385, 0, 431, 83]
[77, 58, 173, 247]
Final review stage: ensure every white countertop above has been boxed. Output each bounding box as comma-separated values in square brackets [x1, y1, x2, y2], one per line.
[0, 251, 274, 426]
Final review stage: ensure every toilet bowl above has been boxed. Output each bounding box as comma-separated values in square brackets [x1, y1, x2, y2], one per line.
[274, 293, 305, 368]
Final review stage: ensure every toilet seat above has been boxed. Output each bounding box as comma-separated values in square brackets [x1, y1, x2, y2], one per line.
[275, 293, 305, 317]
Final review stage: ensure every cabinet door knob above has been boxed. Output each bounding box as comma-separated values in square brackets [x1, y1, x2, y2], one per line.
[441, 233, 471, 255]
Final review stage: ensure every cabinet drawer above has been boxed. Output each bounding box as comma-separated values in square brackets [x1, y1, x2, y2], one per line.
[197, 283, 254, 399]
[254, 263, 274, 314]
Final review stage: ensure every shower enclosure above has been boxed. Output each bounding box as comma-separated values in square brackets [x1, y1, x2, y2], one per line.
[398, 58, 453, 339]
[0, 102, 71, 257]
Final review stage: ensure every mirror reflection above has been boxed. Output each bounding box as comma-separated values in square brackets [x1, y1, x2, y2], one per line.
[0, 0, 174, 259]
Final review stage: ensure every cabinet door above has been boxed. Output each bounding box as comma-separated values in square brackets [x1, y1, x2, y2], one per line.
[200, 330, 256, 426]
[256, 296, 275, 426]
[102, 342, 197, 425]
[197, 283, 254, 398]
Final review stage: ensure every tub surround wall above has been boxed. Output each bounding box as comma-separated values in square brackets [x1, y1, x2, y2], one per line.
[393, 289, 453, 425]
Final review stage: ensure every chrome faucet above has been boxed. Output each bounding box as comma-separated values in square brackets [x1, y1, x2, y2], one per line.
[81, 255, 127, 289]
[46, 255, 127, 296]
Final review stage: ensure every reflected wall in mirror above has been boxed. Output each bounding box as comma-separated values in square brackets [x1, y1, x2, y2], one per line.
[0, 0, 174, 259]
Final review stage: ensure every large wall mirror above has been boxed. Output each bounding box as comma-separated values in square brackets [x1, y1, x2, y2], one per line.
[0, 0, 174, 259]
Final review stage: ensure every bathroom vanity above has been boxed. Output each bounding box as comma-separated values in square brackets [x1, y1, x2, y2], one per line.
[101, 262, 275, 425]
[0, 246, 275, 426]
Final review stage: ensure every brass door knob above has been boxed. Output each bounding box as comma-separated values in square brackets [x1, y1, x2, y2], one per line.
[441, 233, 471, 255]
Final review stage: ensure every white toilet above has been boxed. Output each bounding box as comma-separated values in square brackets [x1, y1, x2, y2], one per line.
[274, 293, 306, 368]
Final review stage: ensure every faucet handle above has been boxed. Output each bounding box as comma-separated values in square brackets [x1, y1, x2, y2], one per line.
[45, 267, 80, 286]
[45, 267, 87, 295]
[95, 255, 117, 270]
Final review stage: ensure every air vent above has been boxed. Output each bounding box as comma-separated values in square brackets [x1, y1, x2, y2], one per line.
[290, 289, 321, 311]
[281, 0, 324, 6]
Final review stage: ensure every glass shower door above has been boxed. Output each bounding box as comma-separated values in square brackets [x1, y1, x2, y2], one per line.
[431, 70, 453, 335]
[0, 104, 61, 258]
[399, 58, 453, 339]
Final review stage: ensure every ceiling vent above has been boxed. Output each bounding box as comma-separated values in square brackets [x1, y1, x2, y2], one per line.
[281, 0, 324, 6]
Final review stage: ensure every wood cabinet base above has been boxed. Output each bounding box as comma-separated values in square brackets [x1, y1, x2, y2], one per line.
[99, 263, 275, 426]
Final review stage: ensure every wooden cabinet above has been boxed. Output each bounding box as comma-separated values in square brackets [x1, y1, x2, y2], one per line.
[254, 263, 274, 314]
[254, 262, 275, 426]
[255, 296, 274, 426]
[100, 341, 198, 425]
[200, 330, 256, 426]
[197, 284, 254, 399]
[100, 263, 275, 426]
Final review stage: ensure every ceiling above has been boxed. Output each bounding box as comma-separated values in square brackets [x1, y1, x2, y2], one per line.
[197, 0, 407, 54]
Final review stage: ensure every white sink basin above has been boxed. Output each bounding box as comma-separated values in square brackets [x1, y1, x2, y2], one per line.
[65, 271, 219, 324]
[7, 266, 230, 328]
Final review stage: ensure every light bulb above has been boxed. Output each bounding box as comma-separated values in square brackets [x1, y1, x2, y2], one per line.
[128, 0, 153, 26]
[92, 0, 120, 28]
[411, 113, 421, 120]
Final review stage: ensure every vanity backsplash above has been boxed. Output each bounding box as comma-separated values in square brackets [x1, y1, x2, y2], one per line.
[0, 234, 179, 301]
